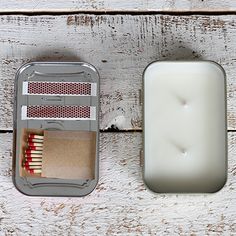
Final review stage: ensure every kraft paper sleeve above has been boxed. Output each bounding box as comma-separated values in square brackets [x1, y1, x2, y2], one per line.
[41, 130, 96, 179]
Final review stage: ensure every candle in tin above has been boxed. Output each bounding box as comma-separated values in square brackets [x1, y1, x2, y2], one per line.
[143, 61, 227, 193]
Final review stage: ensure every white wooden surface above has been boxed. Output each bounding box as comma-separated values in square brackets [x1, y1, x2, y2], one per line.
[0, 1, 236, 235]
[0, 1, 236, 12]
[0, 132, 235, 235]
[1, 14, 236, 130]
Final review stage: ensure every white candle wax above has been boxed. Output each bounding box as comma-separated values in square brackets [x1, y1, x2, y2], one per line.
[143, 61, 227, 193]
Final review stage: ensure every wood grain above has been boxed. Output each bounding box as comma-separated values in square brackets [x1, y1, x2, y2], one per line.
[0, 1, 236, 13]
[0, 132, 235, 235]
[0, 14, 236, 130]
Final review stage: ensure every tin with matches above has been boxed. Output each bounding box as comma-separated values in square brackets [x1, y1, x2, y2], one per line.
[13, 62, 99, 197]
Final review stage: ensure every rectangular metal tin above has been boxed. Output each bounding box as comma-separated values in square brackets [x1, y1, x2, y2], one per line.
[13, 62, 99, 196]
[142, 60, 227, 193]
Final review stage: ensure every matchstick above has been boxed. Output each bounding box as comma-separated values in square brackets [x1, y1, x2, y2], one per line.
[24, 166, 42, 170]
[25, 157, 42, 162]
[25, 150, 42, 154]
[28, 142, 43, 147]
[25, 169, 42, 174]
[25, 154, 43, 158]
[24, 161, 42, 166]
[29, 146, 43, 151]
[28, 138, 44, 143]
[28, 134, 44, 140]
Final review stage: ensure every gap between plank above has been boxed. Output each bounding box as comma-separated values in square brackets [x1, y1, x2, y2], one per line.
[0, 130, 235, 133]
[0, 11, 234, 133]
[0, 10, 235, 16]
[0, 129, 142, 133]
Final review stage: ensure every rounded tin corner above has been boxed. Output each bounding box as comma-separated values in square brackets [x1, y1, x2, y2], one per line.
[80, 178, 99, 197]
[80, 62, 100, 76]
[12, 176, 33, 197]
[142, 60, 160, 82]
[205, 60, 227, 79]
[15, 61, 35, 79]
[142, 174, 162, 194]
[209, 173, 228, 194]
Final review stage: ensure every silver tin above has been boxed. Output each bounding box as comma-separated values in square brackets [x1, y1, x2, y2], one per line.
[13, 62, 99, 196]
[142, 60, 227, 193]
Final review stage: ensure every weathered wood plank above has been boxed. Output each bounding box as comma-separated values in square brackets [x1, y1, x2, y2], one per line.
[0, 14, 236, 130]
[0, 132, 235, 235]
[0, 1, 236, 12]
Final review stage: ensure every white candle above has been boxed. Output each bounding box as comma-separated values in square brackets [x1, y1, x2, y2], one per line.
[143, 61, 227, 193]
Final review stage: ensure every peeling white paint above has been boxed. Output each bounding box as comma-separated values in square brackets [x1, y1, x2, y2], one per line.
[0, 133, 235, 235]
[0, 0, 235, 12]
[105, 115, 127, 130]
[0, 15, 236, 130]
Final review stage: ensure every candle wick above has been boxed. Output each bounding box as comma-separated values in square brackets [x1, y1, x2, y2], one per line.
[169, 139, 188, 156]
[181, 99, 188, 107]
[180, 147, 188, 156]
[175, 94, 188, 107]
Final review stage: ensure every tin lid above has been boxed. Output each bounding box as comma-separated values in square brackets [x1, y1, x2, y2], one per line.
[13, 62, 99, 196]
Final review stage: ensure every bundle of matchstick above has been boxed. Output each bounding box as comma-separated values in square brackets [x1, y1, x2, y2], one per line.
[23, 134, 44, 175]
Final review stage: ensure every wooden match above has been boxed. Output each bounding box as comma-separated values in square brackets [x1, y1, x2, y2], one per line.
[25, 157, 42, 162]
[25, 154, 43, 158]
[28, 138, 44, 143]
[24, 161, 42, 166]
[29, 146, 43, 151]
[28, 134, 44, 140]
[28, 142, 43, 147]
[25, 150, 42, 154]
